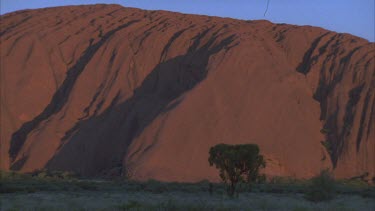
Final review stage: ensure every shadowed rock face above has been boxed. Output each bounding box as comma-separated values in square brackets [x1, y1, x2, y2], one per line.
[1, 4, 374, 182]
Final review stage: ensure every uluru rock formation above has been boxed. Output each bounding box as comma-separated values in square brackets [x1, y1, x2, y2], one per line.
[1, 4, 374, 182]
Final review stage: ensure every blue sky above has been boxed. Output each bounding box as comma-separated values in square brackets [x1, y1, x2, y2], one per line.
[1, 0, 374, 41]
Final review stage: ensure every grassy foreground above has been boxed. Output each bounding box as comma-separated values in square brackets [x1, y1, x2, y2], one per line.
[0, 171, 374, 210]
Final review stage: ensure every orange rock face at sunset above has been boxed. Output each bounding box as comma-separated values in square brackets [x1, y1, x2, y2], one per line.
[1, 4, 374, 183]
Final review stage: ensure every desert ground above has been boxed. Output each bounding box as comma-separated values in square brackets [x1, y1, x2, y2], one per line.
[2, 190, 374, 211]
[1, 172, 374, 211]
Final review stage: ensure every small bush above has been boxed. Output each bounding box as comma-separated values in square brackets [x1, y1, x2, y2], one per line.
[320, 128, 330, 134]
[144, 179, 168, 193]
[360, 188, 375, 198]
[0, 170, 31, 180]
[31, 169, 77, 180]
[116, 200, 142, 210]
[269, 176, 299, 184]
[75, 181, 98, 191]
[320, 141, 333, 154]
[305, 169, 336, 202]
[208, 143, 265, 196]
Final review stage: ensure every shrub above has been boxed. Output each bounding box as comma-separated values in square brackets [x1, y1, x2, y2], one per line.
[116, 200, 142, 210]
[75, 181, 98, 191]
[305, 169, 336, 202]
[31, 169, 77, 180]
[320, 127, 330, 134]
[208, 143, 266, 196]
[320, 141, 333, 154]
[144, 179, 168, 193]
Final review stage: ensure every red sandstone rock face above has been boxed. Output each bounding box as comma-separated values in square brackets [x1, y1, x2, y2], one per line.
[1, 4, 374, 182]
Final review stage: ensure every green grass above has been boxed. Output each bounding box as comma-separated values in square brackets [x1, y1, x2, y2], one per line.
[1, 191, 374, 211]
[1, 170, 374, 196]
[1, 170, 374, 210]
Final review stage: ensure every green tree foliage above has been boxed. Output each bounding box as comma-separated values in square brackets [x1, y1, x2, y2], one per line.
[208, 144, 266, 196]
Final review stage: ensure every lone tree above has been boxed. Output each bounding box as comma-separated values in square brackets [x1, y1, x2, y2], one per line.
[208, 143, 265, 196]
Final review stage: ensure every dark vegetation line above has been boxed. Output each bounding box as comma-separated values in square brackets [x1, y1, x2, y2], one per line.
[1, 168, 373, 203]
